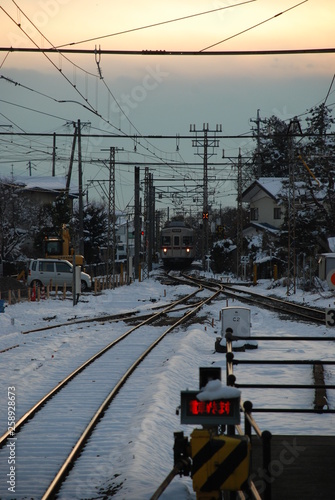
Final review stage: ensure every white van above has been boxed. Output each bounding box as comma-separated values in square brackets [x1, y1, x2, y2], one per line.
[27, 259, 91, 291]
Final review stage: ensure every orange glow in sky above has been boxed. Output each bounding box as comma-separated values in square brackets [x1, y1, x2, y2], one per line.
[0, 0, 334, 207]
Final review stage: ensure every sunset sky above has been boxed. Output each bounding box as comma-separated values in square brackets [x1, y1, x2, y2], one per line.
[0, 0, 334, 210]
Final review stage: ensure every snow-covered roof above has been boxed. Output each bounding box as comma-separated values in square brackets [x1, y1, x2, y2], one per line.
[249, 222, 280, 234]
[242, 177, 285, 202]
[243, 176, 323, 204]
[2, 176, 79, 197]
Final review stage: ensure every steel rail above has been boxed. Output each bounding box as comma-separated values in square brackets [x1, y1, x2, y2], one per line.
[42, 284, 222, 499]
[183, 273, 325, 323]
[220, 283, 326, 323]
[0, 286, 201, 447]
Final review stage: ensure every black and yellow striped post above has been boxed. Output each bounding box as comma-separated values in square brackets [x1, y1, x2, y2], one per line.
[191, 429, 250, 499]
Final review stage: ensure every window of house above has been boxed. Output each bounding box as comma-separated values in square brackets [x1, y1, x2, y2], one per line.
[274, 207, 281, 219]
[250, 208, 259, 221]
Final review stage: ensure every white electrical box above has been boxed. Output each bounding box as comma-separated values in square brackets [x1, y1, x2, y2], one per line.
[221, 307, 251, 338]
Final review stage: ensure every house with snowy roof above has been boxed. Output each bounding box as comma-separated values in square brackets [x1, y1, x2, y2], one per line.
[241, 177, 287, 278]
[242, 177, 285, 239]
[12, 176, 79, 206]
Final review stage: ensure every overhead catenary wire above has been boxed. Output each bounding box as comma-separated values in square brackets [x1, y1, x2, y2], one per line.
[200, 0, 309, 52]
[55, 0, 257, 49]
[10, 0, 98, 79]
[1, 3, 195, 176]
[1, 0, 334, 209]
[0, 51, 10, 69]
[324, 74, 335, 106]
[0, 5, 98, 114]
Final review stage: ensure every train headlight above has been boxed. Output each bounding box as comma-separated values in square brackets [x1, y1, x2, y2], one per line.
[186, 248, 190, 253]
[163, 248, 168, 254]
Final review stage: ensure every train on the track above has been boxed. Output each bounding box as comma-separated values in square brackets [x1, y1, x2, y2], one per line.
[160, 221, 195, 268]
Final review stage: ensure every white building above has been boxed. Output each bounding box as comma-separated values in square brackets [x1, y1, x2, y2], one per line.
[242, 177, 285, 234]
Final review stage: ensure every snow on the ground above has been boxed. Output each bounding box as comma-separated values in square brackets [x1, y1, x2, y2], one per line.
[0, 272, 334, 499]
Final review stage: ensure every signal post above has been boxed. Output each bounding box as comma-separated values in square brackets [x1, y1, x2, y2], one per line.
[174, 367, 251, 499]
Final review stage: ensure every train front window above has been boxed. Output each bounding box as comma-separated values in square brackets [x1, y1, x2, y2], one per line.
[183, 236, 192, 245]
[162, 235, 171, 245]
[174, 236, 180, 246]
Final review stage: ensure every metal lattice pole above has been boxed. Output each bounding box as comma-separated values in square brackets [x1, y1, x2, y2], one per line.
[190, 123, 221, 269]
[236, 149, 243, 279]
[286, 118, 301, 295]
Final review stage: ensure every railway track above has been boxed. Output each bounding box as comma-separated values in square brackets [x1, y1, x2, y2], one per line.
[1, 273, 334, 499]
[180, 273, 326, 323]
[170, 271, 335, 414]
[0, 281, 222, 499]
[221, 283, 326, 323]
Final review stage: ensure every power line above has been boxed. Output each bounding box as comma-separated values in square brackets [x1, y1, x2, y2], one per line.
[55, 0, 257, 49]
[200, 0, 309, 52]
[0, 132, 333, 139]
[10, 0, 98, 79]
[324, 75, 335, 105]
[0, 5, 98, 114]
[1, 47, 334, 56]
[1, 3, 194, 171]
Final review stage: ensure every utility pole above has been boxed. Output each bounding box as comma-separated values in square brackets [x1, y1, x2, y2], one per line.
[66, 124, 77, 194]
[250, 109, 266, 178]
[103, 147, 115, 287]
[190, 123, 221, 269]
[148, 178, 155, 273]
[52, 132, 56, 176]
[236, 149, 243, 279]
[134, 166, 140, 280]
[77, 119, 84, 256]
[110, 146, 116, 287]
[143, 168, 155, 277]
[101, 146, 124, 286]
[286, 117, 302, 296]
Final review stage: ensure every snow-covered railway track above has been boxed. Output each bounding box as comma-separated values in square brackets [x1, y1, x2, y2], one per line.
[181, 273, 325, 323]
[174, 273, 335, 414]
[220, 283, 325, 323]
[0, 283, 222, 499]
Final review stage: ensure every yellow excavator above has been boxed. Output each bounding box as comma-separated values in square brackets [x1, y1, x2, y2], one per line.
[43, 224, 84, 266]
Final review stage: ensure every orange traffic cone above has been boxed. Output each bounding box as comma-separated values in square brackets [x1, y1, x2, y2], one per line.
[41, 285, 46, 300]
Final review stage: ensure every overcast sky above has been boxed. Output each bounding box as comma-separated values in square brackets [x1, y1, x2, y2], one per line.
[0, 0, 334, 214]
